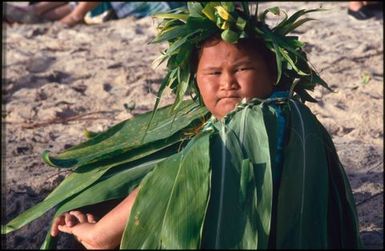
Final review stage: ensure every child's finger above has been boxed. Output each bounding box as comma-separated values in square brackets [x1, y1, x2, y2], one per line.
[69, 210, 87, 224]
[86, 213, 97, 224]
[50, 215, 65, 237]
[64, 212, 77, 227]
[57, 224, 73, 235]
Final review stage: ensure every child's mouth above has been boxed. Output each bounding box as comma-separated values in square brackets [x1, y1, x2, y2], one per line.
[221, 97, 240, 101]
[218, 96, 241, 107]
[218, 94, 241, 102]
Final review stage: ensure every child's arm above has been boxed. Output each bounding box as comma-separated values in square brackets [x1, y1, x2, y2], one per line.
[51, 187, 139, 249]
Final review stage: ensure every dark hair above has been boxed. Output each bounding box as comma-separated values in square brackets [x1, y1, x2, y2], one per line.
[190, 35, 277, 82]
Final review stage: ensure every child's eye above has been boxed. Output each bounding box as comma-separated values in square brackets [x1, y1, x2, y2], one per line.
[236, 67, 253, 72]
[208, 71, 221, 75]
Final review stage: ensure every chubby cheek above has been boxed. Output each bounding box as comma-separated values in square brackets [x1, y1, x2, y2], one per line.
[239, 75, 273, 99]
[197, 78, 218, 110]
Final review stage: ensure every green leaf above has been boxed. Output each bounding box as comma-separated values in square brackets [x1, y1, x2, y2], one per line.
[144, 70, 174, 138]
[42, 100, 208, 169]
[174, 42, 193, 66]
[40, 231, 57, 250]
[41, 150, 78, 168]
[317, 121, 362, 248]
[203, 104, 273, 249]
[272, 43, 283, 85]
[172, 68, 191, 112]
[10, 144, 173, 234]
[286, 36, 305, 48]
[38, 140, 190, 249]
[39, 157, 161, 249]
[156, 19, 185, 35]
[3, 102, 209, 235]
[167, 66, 179, 89]
[309, 71, 333, 92]
[187, 2, 204, 17]
[165, 30, 199, 57]
[152, 25, 191, 43]
[2, 164, 110, 234]
[55, 159, 162, 215]
[239, 159, 254, 206]
[83, 129, 100, 139]
[221, 29, 239, 43]
[275, 100, 329, 248]
[151, 51, 168, 69]
[121, 132, 211, 249]
[261, 26, 308, 64]
[235, 105, 273, 249]
[202, 2, 220, 22]
[241, 2, 250, 17]
[259, 6, 281, 23]
[147, 71, 171, 128]
[274, 8, 325, 35]
[236, 16, 247, 31]
[295, 88, 318, 103]
[278, 47, 308, 76]
[279, 18, 316, 35]
[201, 123, 246, 248]
[152, 13, 188, 22]
[186, 16, 216, 30]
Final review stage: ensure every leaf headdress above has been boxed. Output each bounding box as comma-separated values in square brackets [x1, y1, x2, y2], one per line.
[151, 2, 331, 114]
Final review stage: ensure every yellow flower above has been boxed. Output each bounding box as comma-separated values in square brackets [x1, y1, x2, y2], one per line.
[215, 6, 232, 21]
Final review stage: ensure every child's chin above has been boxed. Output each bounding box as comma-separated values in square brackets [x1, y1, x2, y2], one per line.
[216, 99, 240, 118]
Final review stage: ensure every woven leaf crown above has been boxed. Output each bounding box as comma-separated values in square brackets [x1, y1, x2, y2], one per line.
[151, 2, 331, 113]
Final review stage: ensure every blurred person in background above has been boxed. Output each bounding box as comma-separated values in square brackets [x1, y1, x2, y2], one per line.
[347, 1, 382, 20]
[4, 2, 186, 27]
[4, 2, 100, 26]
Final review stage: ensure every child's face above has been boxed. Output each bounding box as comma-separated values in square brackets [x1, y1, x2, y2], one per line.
[196, 39, 274, 119]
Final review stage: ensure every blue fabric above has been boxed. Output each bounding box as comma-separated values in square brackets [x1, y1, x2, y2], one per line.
[89, 2, 112, 17]
[110, 2, 171, 19]
[268, 91, 289, 183]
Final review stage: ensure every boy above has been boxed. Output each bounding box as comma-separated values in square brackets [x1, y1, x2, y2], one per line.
[3, 2, 362, 249]
[50, 34, 280, 249]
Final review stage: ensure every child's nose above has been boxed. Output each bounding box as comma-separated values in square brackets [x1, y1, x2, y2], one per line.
[220, 71, 238, 90]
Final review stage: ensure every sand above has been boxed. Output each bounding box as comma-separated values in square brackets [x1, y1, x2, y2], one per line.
[2, 2, 383, 249]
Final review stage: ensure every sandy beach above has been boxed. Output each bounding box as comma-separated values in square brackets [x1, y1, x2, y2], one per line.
[2, 2, 383, 249]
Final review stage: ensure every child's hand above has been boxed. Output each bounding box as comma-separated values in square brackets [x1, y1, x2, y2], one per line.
[50, 188, 139, 249]
[51, 211, 108, 249]
[51, 211, 97, 237]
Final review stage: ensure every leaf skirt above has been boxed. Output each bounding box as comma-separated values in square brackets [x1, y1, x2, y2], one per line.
[2, 98, 362, 249]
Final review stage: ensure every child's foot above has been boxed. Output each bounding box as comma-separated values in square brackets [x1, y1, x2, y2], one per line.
[58, 13, 84, 27]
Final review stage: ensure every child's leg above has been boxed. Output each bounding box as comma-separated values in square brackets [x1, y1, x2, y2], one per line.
[41, 4, 73, 21]
[28, 2, 68, 16]
[71, 2, 101, 19]
[59, 2, 101, 27]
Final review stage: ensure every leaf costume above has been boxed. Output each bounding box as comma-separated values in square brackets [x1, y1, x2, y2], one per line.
[2, 2, 362, 249]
